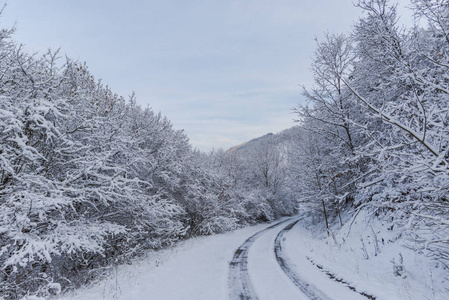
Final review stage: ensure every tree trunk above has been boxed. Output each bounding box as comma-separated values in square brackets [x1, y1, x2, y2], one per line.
[338, 207, 342, 227]
[322, 199, 329, 236]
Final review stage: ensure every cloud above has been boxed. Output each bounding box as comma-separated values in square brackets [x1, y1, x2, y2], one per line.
[0, 0, 413, 152]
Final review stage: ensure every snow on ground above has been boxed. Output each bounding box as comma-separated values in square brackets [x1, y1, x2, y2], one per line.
[58, 214, 447, 300]
[290, 212, 448, 300]
[60, 219, 290, 300]
[248, 218, 309, 300]
[282, 225, 367, 300]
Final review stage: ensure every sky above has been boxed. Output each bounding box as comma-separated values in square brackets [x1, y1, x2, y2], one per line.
[0, 0, 413, 151]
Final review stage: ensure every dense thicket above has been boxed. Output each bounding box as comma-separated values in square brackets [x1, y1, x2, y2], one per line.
[0, 26, 296, 299]
[292, 0, 449, 272]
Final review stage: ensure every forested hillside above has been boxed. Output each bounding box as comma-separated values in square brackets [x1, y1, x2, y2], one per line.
[0, 0, 448, 299]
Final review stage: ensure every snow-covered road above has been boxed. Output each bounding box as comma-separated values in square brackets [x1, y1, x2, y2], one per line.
[63, 217, 371, 300]
[234, 218, 367, 300]
[227, 218, 291, 299]
[272, 219, 331, 300]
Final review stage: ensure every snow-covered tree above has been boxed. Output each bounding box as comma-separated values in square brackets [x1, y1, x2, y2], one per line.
[293, 0, 449, 267]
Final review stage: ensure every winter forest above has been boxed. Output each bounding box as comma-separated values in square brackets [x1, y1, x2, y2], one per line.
[0, 0, 448, 299]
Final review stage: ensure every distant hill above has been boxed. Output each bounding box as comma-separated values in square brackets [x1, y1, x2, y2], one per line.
[226, 133, 273, 153]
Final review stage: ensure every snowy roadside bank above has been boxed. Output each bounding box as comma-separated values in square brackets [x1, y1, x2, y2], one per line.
[286, 212, 448, 300]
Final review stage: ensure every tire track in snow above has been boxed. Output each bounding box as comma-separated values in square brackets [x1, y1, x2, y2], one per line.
[274, 220, 332, 300]
[275, 221, 376, 300]
[306, 257, 376, 300]
[228, 218, 291, 300]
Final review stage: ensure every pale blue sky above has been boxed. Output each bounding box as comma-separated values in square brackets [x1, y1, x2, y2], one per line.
[0, 0, 412, 151]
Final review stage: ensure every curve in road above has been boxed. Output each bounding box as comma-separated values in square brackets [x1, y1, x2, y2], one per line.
[274, 220, 332, 300]
[228, 218, 291, 300]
